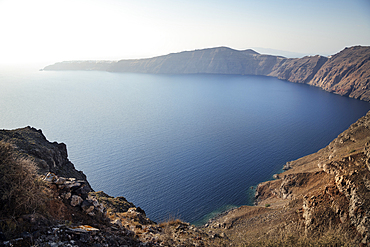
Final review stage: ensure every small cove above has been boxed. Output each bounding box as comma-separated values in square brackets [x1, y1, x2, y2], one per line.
[1, 66, 370, 224]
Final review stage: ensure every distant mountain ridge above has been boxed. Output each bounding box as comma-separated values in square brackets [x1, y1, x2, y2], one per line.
[44, 45, 370, 101]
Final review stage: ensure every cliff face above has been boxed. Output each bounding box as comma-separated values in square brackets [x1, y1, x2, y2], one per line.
[268, 55, 328, 84]
[43, 45, 370, 101]
[0, 127, 89, 185]
[308, 46, 370, 100]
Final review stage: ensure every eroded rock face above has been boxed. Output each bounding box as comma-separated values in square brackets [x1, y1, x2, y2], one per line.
[309, 46, 370, 101]
[307, 152, 370, 243]
[268, 55, 328, 84]
[0, 127, 90, 186]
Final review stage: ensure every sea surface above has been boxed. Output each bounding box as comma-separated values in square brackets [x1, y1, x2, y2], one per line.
[1, 65, 370, 224]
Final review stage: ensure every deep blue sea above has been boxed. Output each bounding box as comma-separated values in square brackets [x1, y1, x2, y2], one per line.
[1, 65, 370, 224]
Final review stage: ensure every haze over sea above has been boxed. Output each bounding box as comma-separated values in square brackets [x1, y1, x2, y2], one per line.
[1, 65, 370, 224]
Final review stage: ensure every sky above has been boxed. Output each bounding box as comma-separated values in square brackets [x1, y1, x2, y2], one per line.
[0, 0, 369, 65]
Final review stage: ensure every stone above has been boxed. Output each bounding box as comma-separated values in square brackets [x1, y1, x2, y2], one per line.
[44, 172, 58, 183]
[68, 225, 99, 233]
[66, 182, 81, 189]
[70, 195, 83, 207]
[75, 185, 91, 196]
[112, 219, 122, 227]
[283, 162, 292, 170]
[81, 201, 95, 214]
[55, 177, 67, 185]
[64, 192, 72, 200]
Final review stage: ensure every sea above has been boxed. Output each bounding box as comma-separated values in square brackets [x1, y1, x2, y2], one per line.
[1, 64, 369, 225]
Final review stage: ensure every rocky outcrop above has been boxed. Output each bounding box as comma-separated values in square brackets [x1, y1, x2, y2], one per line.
[43, 172, 103, 216]
[320, 151, 370, 243]
[44, 45, 370, 101]
[0, 127, 89, 185]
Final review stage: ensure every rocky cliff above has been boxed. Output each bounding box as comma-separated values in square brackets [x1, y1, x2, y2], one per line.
[308, 46, 370, 101]
[0, 127, 88, 184]
[44, 45, 370, 101]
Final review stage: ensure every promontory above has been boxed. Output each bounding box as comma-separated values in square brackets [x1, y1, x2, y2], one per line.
[44, 45, 370, 102]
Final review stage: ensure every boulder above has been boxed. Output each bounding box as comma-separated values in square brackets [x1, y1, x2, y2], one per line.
[70, 195, 83, 207]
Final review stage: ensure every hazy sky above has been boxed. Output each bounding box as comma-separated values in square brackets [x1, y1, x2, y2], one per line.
[0, 0, 369, 64]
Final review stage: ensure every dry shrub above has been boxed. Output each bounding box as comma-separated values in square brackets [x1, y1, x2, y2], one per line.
[0, 141, 48, 217]
[159, 218, 183, 228]
[241, 227, 357, 247]
[158, 213, 183, 228]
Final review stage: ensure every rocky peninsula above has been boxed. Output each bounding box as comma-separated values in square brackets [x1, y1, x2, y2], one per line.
[44, 45, 370, 102]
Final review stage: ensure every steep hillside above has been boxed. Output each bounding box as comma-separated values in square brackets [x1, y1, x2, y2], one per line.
[268, 55, 328, 84]
[308, 46, 370, 101]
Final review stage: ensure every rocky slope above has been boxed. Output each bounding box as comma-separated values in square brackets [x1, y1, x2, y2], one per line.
[207, 110, 370, 245]
[308, 46, 370, 101]
[44, 45, 370, 101]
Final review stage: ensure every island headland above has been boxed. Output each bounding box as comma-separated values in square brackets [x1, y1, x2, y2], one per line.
[44, 45, 370, 102]
[0, 46, 369, 246]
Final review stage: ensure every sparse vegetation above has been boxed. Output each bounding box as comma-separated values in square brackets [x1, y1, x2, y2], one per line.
[0, 141, 49, 238]
[240, 229, 357, 247]
[0, 141, 48, 217]
[159, 218, 183, 228]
